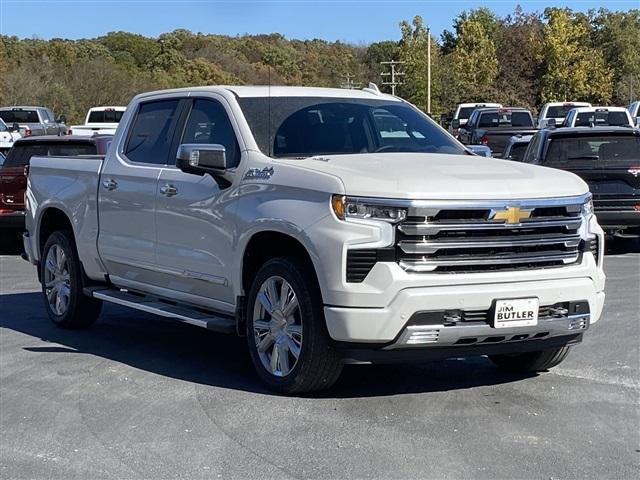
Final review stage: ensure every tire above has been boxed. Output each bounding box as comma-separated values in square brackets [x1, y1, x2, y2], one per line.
[489, 346, 571, 373]
[246, 257, 343, 394]
[40, 230, 102, 329]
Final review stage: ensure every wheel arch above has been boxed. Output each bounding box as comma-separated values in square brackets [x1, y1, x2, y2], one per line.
[37, 206, 74, 258]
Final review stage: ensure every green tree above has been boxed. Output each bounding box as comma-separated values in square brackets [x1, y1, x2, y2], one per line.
[539, 8, 613, 103]
[398, 16, 442, 114]
[450, 17, 499, 103]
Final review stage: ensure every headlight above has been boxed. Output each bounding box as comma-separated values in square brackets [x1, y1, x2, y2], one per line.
[331, 195, 407, 223]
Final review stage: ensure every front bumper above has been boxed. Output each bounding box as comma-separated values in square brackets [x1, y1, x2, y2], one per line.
[595, 209, 640, 236]
[324, 276, 605, 344]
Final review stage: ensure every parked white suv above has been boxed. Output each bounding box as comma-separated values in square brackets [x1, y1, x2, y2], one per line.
[23, 86, 606, 393]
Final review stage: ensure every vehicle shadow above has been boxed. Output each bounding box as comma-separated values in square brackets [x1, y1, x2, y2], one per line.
[1, 292, 536, 399]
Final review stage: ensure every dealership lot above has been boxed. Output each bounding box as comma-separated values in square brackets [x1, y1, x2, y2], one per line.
[0, 251, 638, 479]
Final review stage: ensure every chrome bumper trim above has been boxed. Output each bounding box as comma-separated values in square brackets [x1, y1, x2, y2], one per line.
[385, 313, 590, 350]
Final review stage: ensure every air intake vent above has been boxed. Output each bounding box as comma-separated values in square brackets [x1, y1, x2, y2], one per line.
[346, 249, 378, 283]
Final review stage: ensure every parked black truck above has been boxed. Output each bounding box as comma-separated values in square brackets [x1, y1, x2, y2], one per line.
[522, 127, 640, 238]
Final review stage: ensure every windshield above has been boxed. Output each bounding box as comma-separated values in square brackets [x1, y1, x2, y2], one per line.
[544, 134, 640, 168]
[478, 111, 533, 128]
[238, 97, 465, 158]
[546, 105, 579, 119]
[574, 111, 629, 127]
[88, 109, 124, 123]
[0, 110, 39, 123]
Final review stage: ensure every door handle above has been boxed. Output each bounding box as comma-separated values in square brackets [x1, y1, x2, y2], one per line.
[160, 184, 178, 197]
[102, 178, 118, 191]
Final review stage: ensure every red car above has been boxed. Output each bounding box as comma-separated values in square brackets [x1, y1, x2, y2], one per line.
[0, 135, 112, 246]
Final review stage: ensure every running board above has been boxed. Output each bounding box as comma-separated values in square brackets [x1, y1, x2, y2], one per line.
[84, 287, 236, 334]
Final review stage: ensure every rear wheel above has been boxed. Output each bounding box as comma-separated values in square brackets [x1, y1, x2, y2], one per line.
[246, 257, 342, 394]
[489, 346, 571, 372]
[41, 230, 102, 328]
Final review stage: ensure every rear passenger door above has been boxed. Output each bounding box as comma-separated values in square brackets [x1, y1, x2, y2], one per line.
[154, 96, 243, 310]
[98, 97, 189, 287]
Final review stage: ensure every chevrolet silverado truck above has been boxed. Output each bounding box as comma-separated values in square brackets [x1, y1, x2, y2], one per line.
[23, 86, 606, 393]
[68, 106, 126, 136]
[522, 126, 640, 238]
[456, 107, 539, 157]
[0, 106, 67, 137]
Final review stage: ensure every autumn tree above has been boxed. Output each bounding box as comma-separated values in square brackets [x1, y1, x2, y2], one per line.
[449, 17, 499, 103]
[539, 8, 613, 103]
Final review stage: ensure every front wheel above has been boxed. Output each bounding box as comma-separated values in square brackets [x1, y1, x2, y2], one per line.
[489, 346, 571, 372]
[246, 257, 343, 394]
[41, 230, 102, 328]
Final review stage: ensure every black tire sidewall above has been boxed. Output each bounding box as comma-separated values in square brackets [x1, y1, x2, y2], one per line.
[40, 230, 86, 327]
[245, 257, 331, 392]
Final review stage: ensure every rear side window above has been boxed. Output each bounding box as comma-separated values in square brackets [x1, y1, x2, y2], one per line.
[509, 143, 529, 162]
[125, 100, 180, 165]
[0, 110, 40, 123]
[181, 99, 241, 168]
[2, 142, 97, 168]
[522, 133, 541, 163]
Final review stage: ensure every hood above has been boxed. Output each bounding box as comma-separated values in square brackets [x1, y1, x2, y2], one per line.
[284, 153, 589, 200]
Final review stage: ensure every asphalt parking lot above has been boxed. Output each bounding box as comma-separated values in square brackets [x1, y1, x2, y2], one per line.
[1, 250, 639, 479]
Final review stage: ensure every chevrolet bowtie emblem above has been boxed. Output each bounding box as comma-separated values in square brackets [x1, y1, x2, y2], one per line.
[492, 206, 532, 224]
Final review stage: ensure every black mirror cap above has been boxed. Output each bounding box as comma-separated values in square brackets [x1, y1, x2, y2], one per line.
[57, 115, 67, 124]
[451, 119, 460, 129]
[11, 123, 20, 132]
[176, 143, 227, 176]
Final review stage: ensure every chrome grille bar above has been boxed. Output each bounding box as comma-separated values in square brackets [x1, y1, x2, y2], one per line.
[398, 234, 581, 254]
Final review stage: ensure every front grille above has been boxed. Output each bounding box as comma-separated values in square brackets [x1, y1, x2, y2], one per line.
[396, 198, 585, 273]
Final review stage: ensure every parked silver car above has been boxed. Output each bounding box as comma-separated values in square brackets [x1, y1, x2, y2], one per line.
[0, 106, 67, 137]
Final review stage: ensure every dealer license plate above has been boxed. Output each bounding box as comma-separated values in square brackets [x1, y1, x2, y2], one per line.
[493, 298, 539, 328]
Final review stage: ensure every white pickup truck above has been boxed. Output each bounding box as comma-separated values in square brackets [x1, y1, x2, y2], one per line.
[23, 86, 606, 393]
[68, 106, 126, 136]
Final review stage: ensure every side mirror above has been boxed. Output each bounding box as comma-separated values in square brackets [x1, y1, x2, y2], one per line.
[176, 144, 227, 176]
[57, 115, 66, 124]
[451, 119, 460, 129]
[11, 123, 20, 132]
[544, 118, 556, 128]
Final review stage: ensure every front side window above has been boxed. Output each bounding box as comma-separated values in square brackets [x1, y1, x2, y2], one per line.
[125, 100, 180, 165]
[522, 133, 541, 163]
[238, 97, 465, 158]
[508, 143, 529, 162]
[181, 99, 241, 167]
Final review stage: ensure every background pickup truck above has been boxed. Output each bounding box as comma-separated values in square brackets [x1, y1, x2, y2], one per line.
[24, 85, 605, 394]
[522, 126, 640, 238]
[456, 107, 538, 157]
[68, 106, 126, 136]
[0, 135, 112, 247]
[0, 106, 67, 137]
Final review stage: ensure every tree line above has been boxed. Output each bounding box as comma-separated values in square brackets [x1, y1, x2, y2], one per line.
[0, 6, 637, 124]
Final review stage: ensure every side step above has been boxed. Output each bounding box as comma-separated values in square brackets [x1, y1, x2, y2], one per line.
[84, 287, 236, 334]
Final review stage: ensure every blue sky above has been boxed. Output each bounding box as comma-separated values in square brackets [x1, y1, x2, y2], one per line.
[1, 0, 638, 43]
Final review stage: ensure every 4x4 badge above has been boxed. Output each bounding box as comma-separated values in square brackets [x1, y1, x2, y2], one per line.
[243, 166, 274, 180]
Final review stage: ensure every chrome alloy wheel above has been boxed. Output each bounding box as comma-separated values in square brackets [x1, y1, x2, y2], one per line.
[252, 276, 302, 377]
[43, 244, 71, 316]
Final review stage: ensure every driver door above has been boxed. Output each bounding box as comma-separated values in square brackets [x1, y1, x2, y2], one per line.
[154, 97, 243, 310]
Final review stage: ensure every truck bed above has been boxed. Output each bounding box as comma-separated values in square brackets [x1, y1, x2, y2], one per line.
[481, 128, 539, 157]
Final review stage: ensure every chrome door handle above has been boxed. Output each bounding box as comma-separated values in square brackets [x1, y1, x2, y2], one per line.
[160, 184, 178, 197]
[102, 179, 118, 191]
